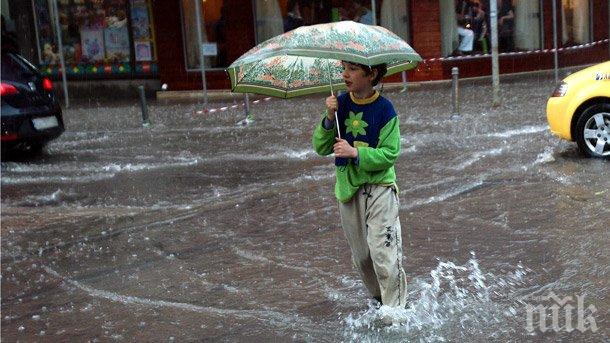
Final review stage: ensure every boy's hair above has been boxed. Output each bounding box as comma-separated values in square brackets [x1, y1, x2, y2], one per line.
[344, 61, 387, 86]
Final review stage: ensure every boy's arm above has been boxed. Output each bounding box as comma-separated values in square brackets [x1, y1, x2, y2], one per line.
[356, 116, 400, 172]
[312, 112, 336, 156]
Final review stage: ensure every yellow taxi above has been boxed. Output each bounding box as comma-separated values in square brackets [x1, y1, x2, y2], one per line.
[546, 61, 610, 159]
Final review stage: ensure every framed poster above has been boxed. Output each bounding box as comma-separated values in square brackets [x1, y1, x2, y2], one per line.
[135, 41, 152, 61]
[104, 26, 131, 61]
[81, 28, 105, 62]
[130, 4, 151, 39]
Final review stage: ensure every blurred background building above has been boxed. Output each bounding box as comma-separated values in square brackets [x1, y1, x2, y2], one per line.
[2, 0, 608, 92]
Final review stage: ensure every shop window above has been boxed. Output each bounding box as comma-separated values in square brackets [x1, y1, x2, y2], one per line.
[253, 1, 409, 42]
[181, 0, 231, 70]
[561, 0, 591, 46]
[32, 0, 57, 65]
[513, 0, 540, 51]
[32, 0, 157, 76]
[253, 0, 332, 42]
[441, 0, 542, 56]
[254, 0, 284, 43]
[379, 0, 410, 42]
[2, 1, 39, 62]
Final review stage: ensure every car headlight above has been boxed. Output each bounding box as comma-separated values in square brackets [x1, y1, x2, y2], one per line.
[551, 82, 569, 97]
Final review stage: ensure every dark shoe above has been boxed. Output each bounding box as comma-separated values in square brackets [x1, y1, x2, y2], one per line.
[373, 296, 383, 306]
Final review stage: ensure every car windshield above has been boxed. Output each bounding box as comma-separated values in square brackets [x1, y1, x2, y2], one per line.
[1, 52, 37, 82]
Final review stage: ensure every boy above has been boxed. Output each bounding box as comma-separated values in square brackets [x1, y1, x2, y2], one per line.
[312, 61, 407, 308]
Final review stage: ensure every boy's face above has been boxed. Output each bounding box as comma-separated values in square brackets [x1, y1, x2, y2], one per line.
[341, 62, 376, 94]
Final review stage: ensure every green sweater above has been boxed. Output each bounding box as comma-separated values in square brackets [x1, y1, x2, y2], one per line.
[312, 93, 401, 203]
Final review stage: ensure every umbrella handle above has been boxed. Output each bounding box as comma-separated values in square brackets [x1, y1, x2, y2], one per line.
[334, 111, 341, 140]
[327, 64, 341, 140]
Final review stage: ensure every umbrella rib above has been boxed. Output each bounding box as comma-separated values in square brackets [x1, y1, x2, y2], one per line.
[235, 59, 265, 86]
[284, 55, 304, 89]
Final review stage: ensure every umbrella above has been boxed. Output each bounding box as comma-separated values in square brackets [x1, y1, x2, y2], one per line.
[226, 21, 421, 136]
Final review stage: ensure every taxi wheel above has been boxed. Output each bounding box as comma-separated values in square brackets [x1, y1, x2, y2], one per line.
[26, 142, 45, 155]
[575, 103, 610, 159]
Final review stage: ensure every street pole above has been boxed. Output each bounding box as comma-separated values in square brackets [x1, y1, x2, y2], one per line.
[400, 71, 408, 93]
[51, 0, 69, 108]
[371, 0, 377, 25]
[138, 85, 150, 127]
[490, 0, 500, 107]
[451, 67, 460, 119]
[194, 0, 208, 109]
[244, 93, 251, 119]
[552, 0, 559, 83]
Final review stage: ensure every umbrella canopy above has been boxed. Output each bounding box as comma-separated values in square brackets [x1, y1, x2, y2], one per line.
[227, 21, 421, 99]
[228, 55, 347, 98]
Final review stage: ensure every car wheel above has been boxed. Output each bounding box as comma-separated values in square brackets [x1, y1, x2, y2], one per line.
[26, 142, 46, 155]
[575, 103, 610, 159]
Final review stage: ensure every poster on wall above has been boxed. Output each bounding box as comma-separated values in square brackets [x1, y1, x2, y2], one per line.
[135, 41, 152, 61]
[81, 28, 105, 62]
[104, 26, 130, 61]
[131, 3, 151, 39]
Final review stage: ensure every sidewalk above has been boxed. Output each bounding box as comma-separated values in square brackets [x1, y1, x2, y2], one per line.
[155, 65, 588, 102]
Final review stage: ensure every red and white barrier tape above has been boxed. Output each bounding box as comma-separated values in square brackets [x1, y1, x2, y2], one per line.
[423, 38, 609, 64]
[196, 97, 272, 114]
[196, 38, 608, 114]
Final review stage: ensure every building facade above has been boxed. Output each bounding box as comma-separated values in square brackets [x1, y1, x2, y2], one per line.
[3, 0, 609, 91]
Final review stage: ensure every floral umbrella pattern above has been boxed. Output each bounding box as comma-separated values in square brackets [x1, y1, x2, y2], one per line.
[227, 21, 422, 99]
[233, 21, 421, 73]
[228, 55, 347, 98]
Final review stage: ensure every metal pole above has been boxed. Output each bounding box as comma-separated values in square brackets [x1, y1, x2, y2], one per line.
[371, 0, 377, 25]
[138, 85, 150, 127]
[552, 0, 559, 83]
[451, 67, 460, 119]
[490, 0, 500, 106]
[51, 0, 69, 108]
[244, 93, 251, 119]
[194, 0, 208, 109]
[400, 71, 408, 93]
[539, 0, 545, 54]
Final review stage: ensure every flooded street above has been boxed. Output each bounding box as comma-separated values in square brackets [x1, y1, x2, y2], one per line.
[1, 74, 608, 341]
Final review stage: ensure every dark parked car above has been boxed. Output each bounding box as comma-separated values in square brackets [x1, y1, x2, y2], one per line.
[1, 51, 64, 156]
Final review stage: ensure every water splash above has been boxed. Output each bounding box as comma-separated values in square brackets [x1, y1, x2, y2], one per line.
[343, 252, 528, 341]
[482, 125, 548, 139]
[16, 189, 82, 207]
[534, 147, 556, 164]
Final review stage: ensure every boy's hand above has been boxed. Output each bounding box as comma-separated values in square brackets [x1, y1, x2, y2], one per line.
[334, 138, 358, 158]
[325, 95, 338, 120]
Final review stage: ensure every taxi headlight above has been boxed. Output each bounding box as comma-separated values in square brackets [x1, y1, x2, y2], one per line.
[551, 82, 569, 97]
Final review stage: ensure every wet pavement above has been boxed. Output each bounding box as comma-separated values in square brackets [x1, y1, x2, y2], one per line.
[1, 73, 608, 341]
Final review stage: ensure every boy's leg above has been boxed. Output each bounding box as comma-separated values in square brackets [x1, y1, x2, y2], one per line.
[338, 190, 382, 300]
[365, 185, 407, 308]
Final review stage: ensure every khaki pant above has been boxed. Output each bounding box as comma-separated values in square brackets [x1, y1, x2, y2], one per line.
[339, 184, 407, 308]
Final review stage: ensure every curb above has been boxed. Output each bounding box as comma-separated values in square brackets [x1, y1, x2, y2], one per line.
[157, 64, 593, 102]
